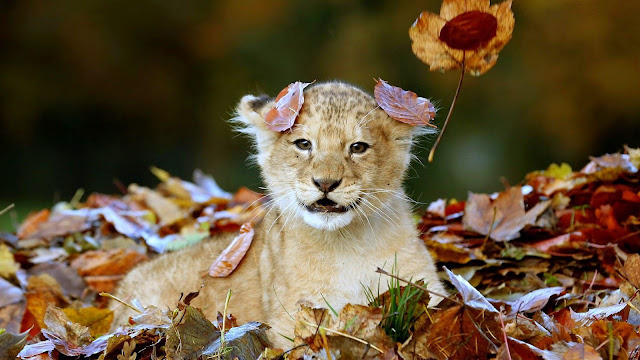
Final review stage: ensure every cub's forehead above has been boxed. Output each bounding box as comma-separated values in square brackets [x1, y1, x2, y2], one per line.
[295, 82, 385, 135]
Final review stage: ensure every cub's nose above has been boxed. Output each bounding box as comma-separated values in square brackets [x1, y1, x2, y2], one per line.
[313, 178, 342, 193]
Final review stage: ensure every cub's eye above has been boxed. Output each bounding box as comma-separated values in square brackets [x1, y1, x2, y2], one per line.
[294, 139, 312, 151]
[350, 142, 369, 154]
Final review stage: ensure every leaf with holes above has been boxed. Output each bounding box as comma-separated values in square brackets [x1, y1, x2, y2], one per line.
[265, 81, 313, 132]
[374, 79, 436, 127]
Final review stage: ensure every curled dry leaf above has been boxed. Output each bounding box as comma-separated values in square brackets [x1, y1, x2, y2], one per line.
[409, 0, 514, 76]
[264, 81, 313, 132]
[374, 79, 437, 127]
[208, 223, 254, 277]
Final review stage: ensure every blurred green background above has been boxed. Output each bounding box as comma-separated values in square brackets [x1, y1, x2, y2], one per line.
[2, 0, 640, 230]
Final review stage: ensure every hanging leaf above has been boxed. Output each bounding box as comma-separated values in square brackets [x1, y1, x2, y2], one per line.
[409, 0, 515, 76]
[264, 81, 313, 132]
[374, 79, 436, 127]
[208, 223, 254, 277]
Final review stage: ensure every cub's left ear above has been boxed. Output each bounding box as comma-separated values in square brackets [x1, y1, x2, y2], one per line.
[233, 94, 278, 149]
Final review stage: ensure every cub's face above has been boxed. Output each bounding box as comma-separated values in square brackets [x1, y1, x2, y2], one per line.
[236, 82, 419, 231]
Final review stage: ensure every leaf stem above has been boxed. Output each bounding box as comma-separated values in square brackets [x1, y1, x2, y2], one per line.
[428, 61, 466, 163]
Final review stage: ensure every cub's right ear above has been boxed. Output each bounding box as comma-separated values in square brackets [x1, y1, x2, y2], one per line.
[233, 94, 278, 149]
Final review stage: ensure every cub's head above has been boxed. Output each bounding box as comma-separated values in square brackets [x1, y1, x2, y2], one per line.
[234, 82, 433, 231]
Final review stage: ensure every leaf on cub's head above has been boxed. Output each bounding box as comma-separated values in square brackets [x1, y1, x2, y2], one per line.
[265, 81, 314, 132]
[208, 223, 254, 277]
[374, 79, 437, 127]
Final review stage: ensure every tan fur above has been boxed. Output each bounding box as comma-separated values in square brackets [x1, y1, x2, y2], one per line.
[111, 82, 445, 348]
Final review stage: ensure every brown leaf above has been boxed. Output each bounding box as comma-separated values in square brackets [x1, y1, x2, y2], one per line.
[232, 187, 265, 205]
[264, 81, 313, 132]
[42, 305, 92, 355]
[293, 305, 396, 360]
[439, 11, 497, 50]
[21, 212, 91, 241]
[17, 209, 50, 239]
[208, 223, 254, 277]
[71, 248, 147, 276]
[426, 306, 500, 360]
[462, 186, 550, 241]
[0, 330, 29, 360]
[82, 275, 124, 293]
[563, 343, 602, 360]
[624, 253, 640, 287]
[128, 184, 184, 226]
[409, 0, 515, 76]
[374, 79, 436, 127]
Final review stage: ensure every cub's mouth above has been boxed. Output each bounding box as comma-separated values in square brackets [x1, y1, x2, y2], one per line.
[305, 197, 350, 213]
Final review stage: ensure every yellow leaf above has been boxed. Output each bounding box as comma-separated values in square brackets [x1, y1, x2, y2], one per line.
[544, 163, 573, 180]
[62, 307, 114, 337]
[0, 244, 19, 278]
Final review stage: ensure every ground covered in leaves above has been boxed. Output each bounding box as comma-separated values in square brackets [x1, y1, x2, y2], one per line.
[2, 147, 640, 360]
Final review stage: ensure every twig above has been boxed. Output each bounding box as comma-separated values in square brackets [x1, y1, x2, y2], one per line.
[0, 203, 15, 217]
[299, 320, 384, 354]
[498, 311, 512, 360]
[428, 60, 466, 162]
[220, 290, 232, 351]
[375, 267, 463, 306]
[99, 292, 143, 313]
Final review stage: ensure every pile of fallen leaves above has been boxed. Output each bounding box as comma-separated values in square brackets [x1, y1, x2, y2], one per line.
[2, 147, 640, 360]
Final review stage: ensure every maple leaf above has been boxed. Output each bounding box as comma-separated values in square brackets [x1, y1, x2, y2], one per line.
[409, 0, 515, 76]
[208, 222, 254, 277]
[264, 81, 313, 132]
[373, 79, 437, 127]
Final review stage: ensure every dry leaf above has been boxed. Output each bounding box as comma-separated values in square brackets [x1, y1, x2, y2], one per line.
[507, 287, 564, 315]
[17, 209, 50, 239]
[563, 343, 603, 360]
[624, 253, 640, 287]
[25, 274, 69, 330]
[208, 223, 254, 277]
[70, 248, 147, 277]
[374, 79, 436, 127]
[409, 0, 514, 75]
[264, 81, 313, 132]
[0, 330, 29, 360]
[128, 184, 184, 226]
[445, 267, 498, 312]
[425, 305, 500, 360]
[62, 307, 113, 337]
[463, 186, 550, 241]
[0, 243, 19, 278]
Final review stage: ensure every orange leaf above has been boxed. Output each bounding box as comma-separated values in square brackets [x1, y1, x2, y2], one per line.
[70, 248, 148, 277]
[17, 209, 50, 239]
[208, 223, 254, 277]
[264, 81, 313, 132]
[374, 79, 436, 127]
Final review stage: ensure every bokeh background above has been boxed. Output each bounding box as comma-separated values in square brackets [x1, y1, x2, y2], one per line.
[2, 0, 640, 230]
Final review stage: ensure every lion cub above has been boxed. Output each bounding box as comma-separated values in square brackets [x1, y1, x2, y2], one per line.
[112, 82, 445, 347]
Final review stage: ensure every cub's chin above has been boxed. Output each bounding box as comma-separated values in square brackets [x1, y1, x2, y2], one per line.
[301, 210, 355, 231]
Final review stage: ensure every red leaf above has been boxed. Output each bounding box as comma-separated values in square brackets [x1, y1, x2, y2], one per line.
[264, 81, 313, 132]
[374, 79, 436, 127]
[439, 11, 498, 51]
[208, 223, 254, 277]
